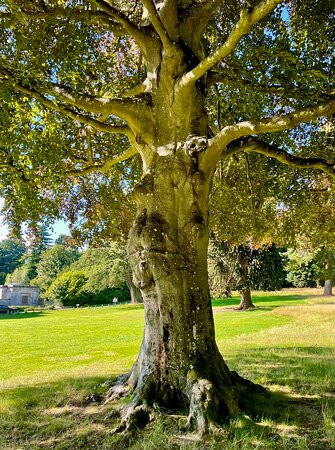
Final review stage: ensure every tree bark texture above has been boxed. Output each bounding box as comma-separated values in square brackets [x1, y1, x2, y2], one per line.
[323, 280, 333, 296]
[125, 149, 239, 431]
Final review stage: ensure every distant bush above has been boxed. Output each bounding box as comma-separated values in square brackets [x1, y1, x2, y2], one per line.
[285, 250, 317, 288]
[46, 271, 90, 307]
[46, 270, 130, 307]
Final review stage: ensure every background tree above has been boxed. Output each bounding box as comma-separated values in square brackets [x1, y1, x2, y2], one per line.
[0, 238, 25, 284]
[313, 247, 335, 296]
[32, 243, 79, 294]
[25, 225, 53, 281]
[68, 242, 142, 303]
[208, 236, 286, 309]
[0, 0, 334, 433]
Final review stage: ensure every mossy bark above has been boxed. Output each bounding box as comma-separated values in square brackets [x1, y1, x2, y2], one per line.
[106, 143, 261, 434]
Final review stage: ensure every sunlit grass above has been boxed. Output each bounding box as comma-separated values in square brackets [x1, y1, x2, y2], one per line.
[0, 288, 334, 449]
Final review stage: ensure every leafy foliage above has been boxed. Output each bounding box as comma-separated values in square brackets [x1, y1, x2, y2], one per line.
[0, 238, 25, 284]
[285, 249, 317, 288]
[46, 270, 90, 307]
[313, 247, 335, 283]
[45, 242, 131, 305]
[208, 235, 286, 296]
[32, 243, 79, 294]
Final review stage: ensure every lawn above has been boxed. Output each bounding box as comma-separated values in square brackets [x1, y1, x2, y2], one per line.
[0, 289, 334, 449]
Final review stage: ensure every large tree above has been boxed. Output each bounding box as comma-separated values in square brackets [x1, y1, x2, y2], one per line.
[0, 0, 334, 433]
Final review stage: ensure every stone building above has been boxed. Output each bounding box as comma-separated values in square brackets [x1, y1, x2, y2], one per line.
[0, 284, 40, 306]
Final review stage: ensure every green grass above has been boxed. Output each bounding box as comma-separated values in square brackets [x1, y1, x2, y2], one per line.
[1, 288, 334, 449]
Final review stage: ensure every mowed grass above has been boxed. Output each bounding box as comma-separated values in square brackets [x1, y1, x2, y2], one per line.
[0, 289, 334, 449]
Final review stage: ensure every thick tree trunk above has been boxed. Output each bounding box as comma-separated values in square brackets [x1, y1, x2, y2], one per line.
[108, 145, 260, 433]
[236, 287, 255, 310]
[127, 278, 143, 304]
[323, 280, 333, 296]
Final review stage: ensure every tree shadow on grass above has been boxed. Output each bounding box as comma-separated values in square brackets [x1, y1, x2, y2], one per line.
[1, 347, 334, 449]
[0, 311, 47, 320]
[226, 346, 335, 449]
[212, 294, 307, 310]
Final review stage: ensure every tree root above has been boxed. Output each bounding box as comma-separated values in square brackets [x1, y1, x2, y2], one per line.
[104, 373, 131, 403]
[103, 369, 267, 436]
[186, 379, 226, 436]
[110, 404, 151, 434]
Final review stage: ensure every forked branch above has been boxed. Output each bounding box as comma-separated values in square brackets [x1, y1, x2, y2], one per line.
[225, 137, 335, 181]
[92, 0, 151, 50]
[0, 68, 150, 133]
[202, 97, 335, 171]
[67, 145, 138, 176]
[1, 79, 132, 137]
[180, 0, 223, 54]
[141, 0, 174, 52]
[178, 0, 283, 89]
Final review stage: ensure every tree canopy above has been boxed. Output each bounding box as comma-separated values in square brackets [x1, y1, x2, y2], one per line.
[0, 1, 334, 239]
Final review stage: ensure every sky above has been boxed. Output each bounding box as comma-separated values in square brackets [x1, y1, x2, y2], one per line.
[0, 218, 70, 242]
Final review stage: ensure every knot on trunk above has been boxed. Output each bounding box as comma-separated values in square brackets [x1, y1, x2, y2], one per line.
[183, 135, 208, 158]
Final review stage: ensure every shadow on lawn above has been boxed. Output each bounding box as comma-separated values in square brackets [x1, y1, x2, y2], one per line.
[228, 346, 335, 435]
[1, 347, 334, 449]
[212, 293, 306, 310]
[0, 311, 47, 320]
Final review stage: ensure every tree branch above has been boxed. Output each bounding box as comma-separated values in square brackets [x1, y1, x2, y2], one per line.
[208, 71, 286, 94]
[1, 78, 132, 137]
[0, 7, 124, 33]
[224, 137, 335, 181]
[202, 97, 335, 172]
[141, 0, 174, 52]
[0, 67, 151, 132]
[67, 145, 138, 176]
[92, 0, 151, 50]
[178, 0, 283, 89]
[0, 148, 30, 182]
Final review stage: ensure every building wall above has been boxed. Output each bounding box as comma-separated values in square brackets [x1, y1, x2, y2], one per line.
[0, 285, 39, 306]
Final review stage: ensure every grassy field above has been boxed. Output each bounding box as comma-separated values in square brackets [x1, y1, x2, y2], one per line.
[0, 289, 334, 449]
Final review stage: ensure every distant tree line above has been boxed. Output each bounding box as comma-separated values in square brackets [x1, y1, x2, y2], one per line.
[208, 235, 335, 308]
[1, 226, 141, 306]
[1, 228, 334, 307]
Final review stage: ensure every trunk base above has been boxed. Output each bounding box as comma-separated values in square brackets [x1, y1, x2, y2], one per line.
[105, 367, 266, 435]
[235, 288, 255, 310]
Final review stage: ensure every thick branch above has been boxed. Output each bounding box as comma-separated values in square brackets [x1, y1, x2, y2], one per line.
[48, 83, 148, 124]
[225, 137, 335, 181]
[0, 7, 124, 33]
[202, 97, 335, 172]
[141, 0, 174, 52]
[67, 145, 138, 176]
[1, 77, 132, 137]
[1, 68, 151, 132]
[92, 0, 150, 49]
[178, 0, 283, 89]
